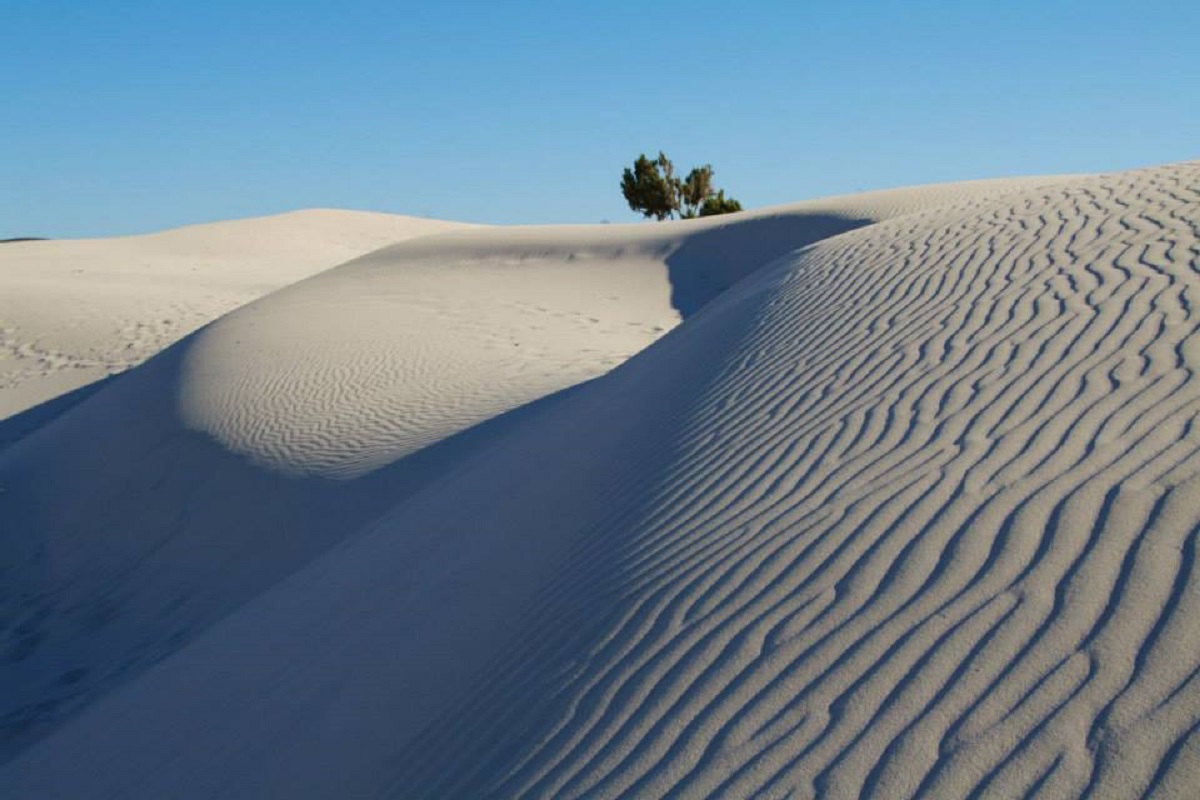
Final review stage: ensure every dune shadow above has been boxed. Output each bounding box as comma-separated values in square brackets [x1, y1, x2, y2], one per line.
[0, 332, 593, 763]
[665, 214, 871, 317]
[0, 376, 118, 454]
[379, 259, 795, 796]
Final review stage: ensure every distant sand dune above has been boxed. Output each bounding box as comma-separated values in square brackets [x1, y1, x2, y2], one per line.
[0, 209, 469, 433]
[1, 164, 1197, 798]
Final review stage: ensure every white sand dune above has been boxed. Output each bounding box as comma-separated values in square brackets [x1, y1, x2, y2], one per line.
[0, 209, 469, 439]
[2, 163, 1198, 798]
[0, 178, 1057, 765]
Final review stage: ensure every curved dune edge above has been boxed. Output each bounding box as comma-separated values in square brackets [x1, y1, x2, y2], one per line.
[0, 208, 471, 436]
[2, 162, 1198, 798]
[178, 175, 1071, 479]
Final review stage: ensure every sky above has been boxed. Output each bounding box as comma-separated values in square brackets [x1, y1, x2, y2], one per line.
[3, 0, 1198, 238]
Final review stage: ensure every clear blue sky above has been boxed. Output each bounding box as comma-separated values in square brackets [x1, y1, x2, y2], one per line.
[4, 0, 1197, 238]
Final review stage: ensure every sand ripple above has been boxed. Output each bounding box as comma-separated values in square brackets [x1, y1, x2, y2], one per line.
[388, 163, 1200, 798]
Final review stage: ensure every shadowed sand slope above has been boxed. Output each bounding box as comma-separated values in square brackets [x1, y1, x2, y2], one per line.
[4, 164, 1199, 798]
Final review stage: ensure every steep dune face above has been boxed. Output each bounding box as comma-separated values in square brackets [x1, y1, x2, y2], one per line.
[3, 164, 1198, 798]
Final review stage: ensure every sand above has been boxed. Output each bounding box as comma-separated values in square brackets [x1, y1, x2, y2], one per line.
[0, 209, 469, 439]
[0, 163, 1197, 798]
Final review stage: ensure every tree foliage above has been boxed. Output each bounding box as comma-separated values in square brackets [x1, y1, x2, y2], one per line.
[621, 152, 741, 221]
[699, 189, 742, 217]
[679, 165, 714, 218]
[620, 152, 678, 221]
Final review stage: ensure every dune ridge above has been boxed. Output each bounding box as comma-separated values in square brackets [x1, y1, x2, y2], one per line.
[384, 163, 1200, 798]
[1, 163, 1197, 798]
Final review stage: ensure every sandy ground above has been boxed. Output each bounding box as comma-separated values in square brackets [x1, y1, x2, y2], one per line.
[0, 209, 468, 436]
[1, 163, 1197, 798]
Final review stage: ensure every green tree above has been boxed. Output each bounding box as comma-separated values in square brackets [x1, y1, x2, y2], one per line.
[678, 165, 714, 218]
[699, 189, 742, 217]
[620, 152, 678, 221]
[620, 152, 741, 220]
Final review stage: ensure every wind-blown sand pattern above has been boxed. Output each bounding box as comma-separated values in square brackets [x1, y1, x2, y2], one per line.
[0, 163, 1197, 798]
[0, 209, 468, 432]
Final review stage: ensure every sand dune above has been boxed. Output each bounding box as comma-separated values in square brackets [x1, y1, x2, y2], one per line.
[0, 178, 1059, 767]
[2, 163, 1198, 798]
[0, 209, 469, 439]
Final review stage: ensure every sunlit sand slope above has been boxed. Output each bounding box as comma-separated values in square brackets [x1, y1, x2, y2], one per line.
[0, 209, 468, 428]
